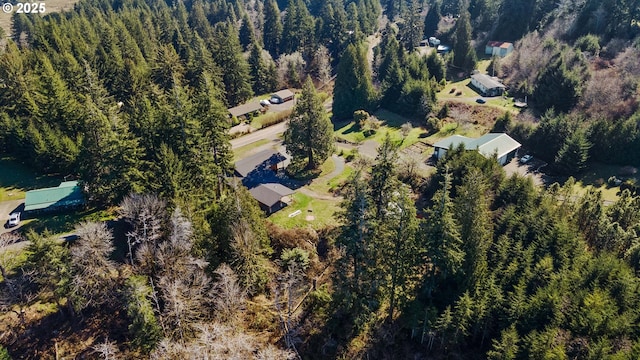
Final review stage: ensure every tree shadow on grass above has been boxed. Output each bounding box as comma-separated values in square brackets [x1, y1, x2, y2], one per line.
[20, 208, 114, 236]
[0, 157, 62, 191]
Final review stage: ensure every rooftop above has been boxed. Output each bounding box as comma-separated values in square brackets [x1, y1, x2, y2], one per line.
[487, 41, 513, 48]
[473, 133, 522, 159]
[228, 101, 263, 118]
[249, 183, 294, 207]
[434, 133, 521, 159]
[24, 181, 85, 212]
[234, 149, 287, 177]
[471, 73, 506, 90]
[433, 135, 475, 150]
[271, 89, 295, 99]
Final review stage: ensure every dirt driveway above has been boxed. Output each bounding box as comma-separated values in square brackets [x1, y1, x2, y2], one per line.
[0, 199, 25, 234]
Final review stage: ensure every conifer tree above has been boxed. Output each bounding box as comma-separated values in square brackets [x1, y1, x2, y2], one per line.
[452, 4, 476, 72]
[212, 22, 253, 106]
[239, 13, 256, 51]
[283, 77, 334, 170]
[424, 0, 442, 37]
[263, 0, 282, 56]
[333, 43, 377, 119]
[454, 169, 492, 289]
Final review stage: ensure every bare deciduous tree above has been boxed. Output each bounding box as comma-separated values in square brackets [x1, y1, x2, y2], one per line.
[212, 264, 245, 324]
[119, 193, 167, 269]
[156, 208, 214, 342]
[314, 45, 332, 86]
[150, 323, 294, 360]
[93, 338, 120, 360]
[277, 52, 306, 88]
[71, 221, 118, 311]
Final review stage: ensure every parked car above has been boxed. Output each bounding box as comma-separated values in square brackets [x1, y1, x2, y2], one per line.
[7, 212, 20, 227]
[476, 98, 486, 104]
[520, 154, 533, 164]
[270, 97, 282, 104]
[259, 99, 271, 106]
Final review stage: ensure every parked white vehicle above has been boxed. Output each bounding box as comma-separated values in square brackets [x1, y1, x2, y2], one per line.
[7, 212, 20, 227]
[520, 154, 533, 164]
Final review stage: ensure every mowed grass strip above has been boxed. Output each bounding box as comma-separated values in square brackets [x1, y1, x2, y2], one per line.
[233, 139, 272, 160]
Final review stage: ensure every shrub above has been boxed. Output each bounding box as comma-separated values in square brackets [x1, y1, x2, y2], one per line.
[426, 117, 442, 133]
[281, 247, 310, 270]
[353, 110, 370, 128]
[437, 103, 450, 118]
[0, 346, 10, 360]
[260, 109, 293, 128]
[575, 34, 601, 55]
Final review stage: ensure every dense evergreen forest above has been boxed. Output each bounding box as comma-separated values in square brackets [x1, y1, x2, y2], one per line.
[1, 0, 640, 358]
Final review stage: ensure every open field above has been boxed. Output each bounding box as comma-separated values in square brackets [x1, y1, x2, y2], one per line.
[19, 208, 115, 236]
[0, 157, 62, 201]
[267, 192, 340, 229]
[0, 0, 79, 38]
[334, 109, 428, 148]
[571, 163, 639, 203]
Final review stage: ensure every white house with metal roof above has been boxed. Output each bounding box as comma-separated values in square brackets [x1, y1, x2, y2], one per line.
[470, 73, 506, 96]
[433, 133, 521, 165]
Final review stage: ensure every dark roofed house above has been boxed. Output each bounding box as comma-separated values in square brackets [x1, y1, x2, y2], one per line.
[470, 73, 506, 97]
[234, 149, 287, 178]
[228, 101, 264, 119]
[24, 181, 85, 214]
[433, 133, 521, 165]
[270, 89, 295, 103]
[249, 183, 295, 214]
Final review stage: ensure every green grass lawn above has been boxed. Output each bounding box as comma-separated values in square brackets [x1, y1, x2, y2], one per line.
[440, 79, 478, 99]
[571, 163, 640, 203]
[308, 163, 354, 195]
[0, 157, 62, 201]
[267, 193, 341, 229]
[233, 139, 272, 160]
[422, 122, 488, 146]
[20, 208, 116, 236]
[334, 109, 428, 148]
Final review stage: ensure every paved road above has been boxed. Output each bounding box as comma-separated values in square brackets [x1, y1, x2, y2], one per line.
[230, 122, 287, 149]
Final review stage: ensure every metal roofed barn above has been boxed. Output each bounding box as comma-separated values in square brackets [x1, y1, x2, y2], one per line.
[24, 181, 85, 213]
[433, 133, 521, 165]
[228, 101, 264, 119]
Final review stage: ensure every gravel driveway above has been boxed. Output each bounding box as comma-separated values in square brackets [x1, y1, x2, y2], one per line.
[0, 199, 25, 235]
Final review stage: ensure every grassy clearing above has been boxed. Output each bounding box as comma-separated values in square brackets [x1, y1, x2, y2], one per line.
[0, 157, 62, 201]
[233, 139, 272, 160]
[20, 208, 116, 236]
[422, 122, 487, 145]
[440, 79, 478, 98]
[572, 183, 620, 203]
[571, 163, 640, 203]
[0, 247, 29, 282]
[318, 156, 336, 177]
[334, 109, 428, 148]
[308, 164, 354, 195]
[0, 0, 79, 38]
[267, 193, 340, 229]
